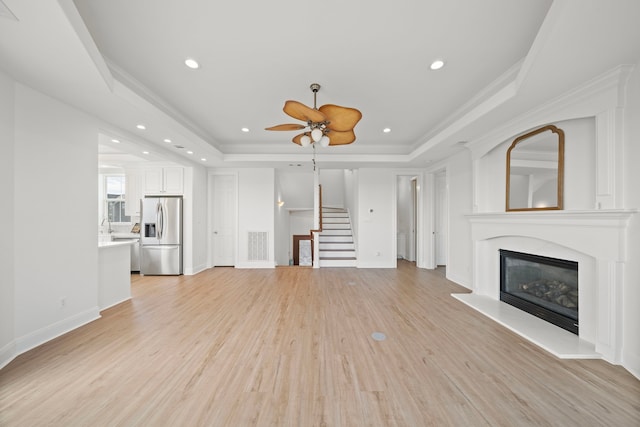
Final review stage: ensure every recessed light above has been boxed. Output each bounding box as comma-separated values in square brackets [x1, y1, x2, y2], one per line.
[241, 127, 249, 132]
[383, 128, 391, 133]
[164, 138, 172, 143]
[200, 158, 207, 162]
[184, 58, 199, 69]
[186, 150, 193, 154]
[430, 59, 445, 70]
[136, 124, 146, 130]
[111, 139, 120, 143]
[142, 151, 149, 155]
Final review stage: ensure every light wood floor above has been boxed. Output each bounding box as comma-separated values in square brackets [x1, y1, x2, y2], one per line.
[1, 262, 639, 426]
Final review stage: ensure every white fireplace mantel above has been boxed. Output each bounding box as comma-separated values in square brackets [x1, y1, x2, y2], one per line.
[457, 209, 637, 364]
[466, 209, 636, 262]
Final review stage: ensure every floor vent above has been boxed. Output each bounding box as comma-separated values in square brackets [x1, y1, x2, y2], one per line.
[248, 231, 269, 261]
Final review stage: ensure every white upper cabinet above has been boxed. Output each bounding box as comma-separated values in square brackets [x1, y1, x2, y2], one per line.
[143, 167, 183, 195]
[124, 168, 144, 216]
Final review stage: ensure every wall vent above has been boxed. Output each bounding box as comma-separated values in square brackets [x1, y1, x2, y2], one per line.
[248, 231, 269, 261]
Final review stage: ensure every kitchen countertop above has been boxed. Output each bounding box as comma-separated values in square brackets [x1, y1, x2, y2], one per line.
[98, 240, 136, 249]
[110, 232, 141, 239]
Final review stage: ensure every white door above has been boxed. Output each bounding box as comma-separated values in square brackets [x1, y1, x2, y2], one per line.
[435, 171, 448, 266]
[212, 174, 236, 266]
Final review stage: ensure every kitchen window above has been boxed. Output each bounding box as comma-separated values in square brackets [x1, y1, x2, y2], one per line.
[105, 175, 131, 223]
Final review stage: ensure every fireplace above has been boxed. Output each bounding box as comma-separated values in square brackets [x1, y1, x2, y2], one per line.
[500, 249, 578, 334]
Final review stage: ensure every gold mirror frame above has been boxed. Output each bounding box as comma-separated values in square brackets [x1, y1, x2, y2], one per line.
[506, 125, 564, 211]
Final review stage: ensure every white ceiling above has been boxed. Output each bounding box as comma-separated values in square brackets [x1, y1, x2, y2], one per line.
[1, 0, 639, 170]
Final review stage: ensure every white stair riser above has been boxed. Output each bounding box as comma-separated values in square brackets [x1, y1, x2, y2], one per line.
[319, 250, 356, 258]
[319, 243, 355, 250]
[318, 241, 355, 246]
[323, 224, 350, 229]
[318, 234, 353, 243]
[319, 259, 357, 267]
[320, 229, 352, 235]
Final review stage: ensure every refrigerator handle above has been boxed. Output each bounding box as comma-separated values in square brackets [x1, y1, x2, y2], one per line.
[156, 202, 164, 240]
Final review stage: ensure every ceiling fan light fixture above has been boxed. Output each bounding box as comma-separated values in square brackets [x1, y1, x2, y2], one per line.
[300, 134, 311, 147]
[320, 135, 330, 147]
[311, 128, 323, 142]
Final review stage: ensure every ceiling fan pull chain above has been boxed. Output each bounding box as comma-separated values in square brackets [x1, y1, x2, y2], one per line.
[313, 143, 317, 171]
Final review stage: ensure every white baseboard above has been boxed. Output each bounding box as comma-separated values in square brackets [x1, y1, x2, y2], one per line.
[623, 350, 640, 380]
[184, 263, 208, 275]
[15, 307, 101, 355]
[446, 271, 471, 289]
[356, 261, 396, 268]
[235, 261, 275, 269]
[0, 340, 17, 370]
[99, 297, 131, 313]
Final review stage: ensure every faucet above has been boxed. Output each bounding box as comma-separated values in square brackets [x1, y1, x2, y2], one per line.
[101, 217, 114, 234]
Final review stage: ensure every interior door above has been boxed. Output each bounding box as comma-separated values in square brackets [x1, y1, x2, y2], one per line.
[212, 174, 236, 266]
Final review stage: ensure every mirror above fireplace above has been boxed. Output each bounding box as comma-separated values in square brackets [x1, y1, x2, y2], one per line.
[506, 125, 564, 211]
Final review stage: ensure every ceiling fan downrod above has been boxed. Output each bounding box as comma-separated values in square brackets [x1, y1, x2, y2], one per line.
[310, 83, 321, 110]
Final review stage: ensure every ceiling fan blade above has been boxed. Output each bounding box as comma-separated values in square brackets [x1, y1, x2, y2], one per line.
[265, 123, 306, 131]
[327, 129, 356, 145]
[319, 104, 362, 132]
[283, 100, 327, 123]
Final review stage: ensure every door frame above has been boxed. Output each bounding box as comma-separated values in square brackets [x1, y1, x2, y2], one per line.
[425, 167, 448, 269]
[393, 170, 425, 268]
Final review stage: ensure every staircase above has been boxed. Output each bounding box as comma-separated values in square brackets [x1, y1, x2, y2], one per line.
[318, 207, 356, 267]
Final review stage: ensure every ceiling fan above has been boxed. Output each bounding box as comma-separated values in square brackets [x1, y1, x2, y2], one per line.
[265, 83, 362, 147]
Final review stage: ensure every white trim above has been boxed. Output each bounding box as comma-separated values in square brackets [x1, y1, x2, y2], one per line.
[15, 308, 100, 355]
[99, 297, 131, 312]
[0, 340, 17, 370]
[234, 261, 275, 269]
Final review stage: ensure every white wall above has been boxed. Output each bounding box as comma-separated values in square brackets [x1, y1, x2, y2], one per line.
[444, 151, 473, 287]
[356, 169, 396, 268]
[0, 71, 16, 368]
[236, 168, 275, 268]
[319, 169, 345, 208]
[276, 170, 313, 209]
[274, 174, 289, 266]
[623, 60, 640, 377]
[13, 84, 100, 355]
[343, 169, 359, 246]
[183, 165, 208, 275]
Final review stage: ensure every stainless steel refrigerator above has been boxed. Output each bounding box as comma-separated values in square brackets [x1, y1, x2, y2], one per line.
[140, 196, 183, 275]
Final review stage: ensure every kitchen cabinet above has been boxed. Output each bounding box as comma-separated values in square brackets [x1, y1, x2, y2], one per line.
[124, 169, 143, 216]
[143, 167, 183, 195]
